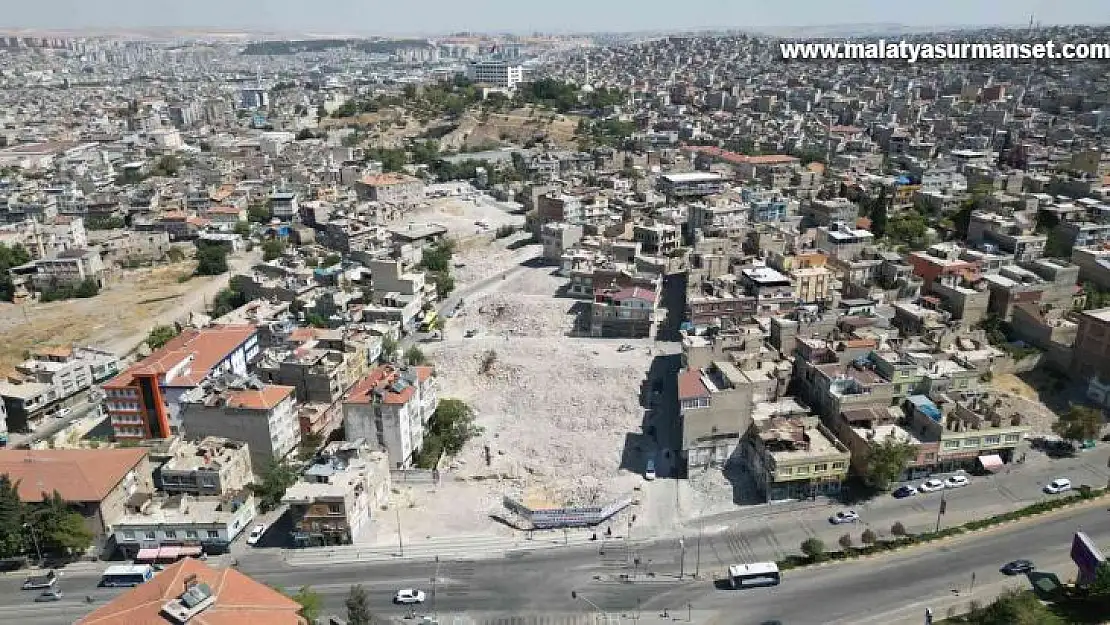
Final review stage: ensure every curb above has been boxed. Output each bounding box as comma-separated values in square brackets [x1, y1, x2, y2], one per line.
[783, 491, 1110, 571]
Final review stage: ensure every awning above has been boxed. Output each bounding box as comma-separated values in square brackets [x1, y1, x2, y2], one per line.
[978, 454, 1004, 472]
[135, 548, 159, 561]
[157, 546, 181, 560]
[180, 546, 203, 557]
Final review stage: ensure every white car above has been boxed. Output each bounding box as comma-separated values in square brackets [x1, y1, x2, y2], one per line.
[394, 589, 426, 604]
[246, 524, 266, 546]
[1044, 478, 1072, 494]
[919, 478, 946, 492]
[829, 510, 860, 524]
[944, 474, 970, 489]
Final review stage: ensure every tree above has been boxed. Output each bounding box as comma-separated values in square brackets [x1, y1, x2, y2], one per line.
[890, 522, 907, 537]
[291, 585, 323, 623]
[0, 243, 31, 301]
[860, 528, 877, 545]
[428, 271, 455, 299]
[405, 345, 427, 366]
[0, 476, 26, 558]
[838, 533, 853, 551]
[233, 221, 251, 236]
[31, 491, 92, 555]
[146, 325, 179, 350]
[250, 460, 299, 512]
[419, 241, 455, 273]
[1052, 404, 1104, 445]
[862, 435, 917, 490]
[380, 335, 398, 363]
[800, 537, 825, 562]
[960, 588, 1065, 625]
[247, 202, 271, 223]
[415, 399, 482, 468]
[346, 584, 373, 625]
[261, 239, 287, 262]
[323, 253, 342, 267]
[74, 279, 100, 298]
[194, 243, 229, 276]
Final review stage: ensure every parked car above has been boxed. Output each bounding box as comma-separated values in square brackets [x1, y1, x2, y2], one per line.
[1044, 478, 1072, 494]
[35, 589, 63, 602]
[644, 459, 657, 481]
[944, 474, 970, 489]
[893, 485, 918, 498]
[829, 510, 860, 524]
[246, 524, 266, 546]
[919, 478, 945, 492]
[393, 589, 426, 604]
[22, 570, 57, 590]
[1000, 559, 1035, 575]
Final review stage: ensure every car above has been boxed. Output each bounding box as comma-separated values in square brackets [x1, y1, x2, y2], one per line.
[829, 510, 860, 524]
[944, 474, 970, 489]
[1000, 559, 1036, 575]
[57, 408, 70, 417]
[919, 478, 945, 492]
[644, 459, 657, 481]
[1044, 478, 1072, 494]
[246, 524, 266, 546]
[35, 589, 63, 602]
[893, 485, 918, 498]
[393, 589, 426, 604]
[464, 329, 478, 338]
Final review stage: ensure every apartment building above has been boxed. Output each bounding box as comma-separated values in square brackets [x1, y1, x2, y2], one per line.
[467, 60, 524, 89]
[744, 415, 851, 501]
[632, 222, 681, 255]
[103, 325, 260, 440]
[112, 491, 257, 558]
[17, 247, 105, 291]
[905, 394, 1030, 471]
[801, 197, 859, 227]
[0, 448, 153, 539]
[816, 223, 875, 260]
[343, 365, 438, 468]
[677, 361, 765, 468]
[658, 172, 725, 200]
[832, 403, 936, 482]
[283, 440, 391, 546]
[1073, 307, 1110, 380]
[540, 222, 584, 262]
[178, 376, 300, 474]
[269, 191, 299, 220]
[154, 437, 254, 497]
[354, 173, 424, 206]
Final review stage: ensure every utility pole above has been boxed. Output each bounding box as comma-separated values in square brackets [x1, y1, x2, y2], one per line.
[935, 493, 947, 533]
[694, 523, 703, 578]
[970, 571, 977, 593]
[23, 523, 42, 564]
[395, 507, 404, 557]
[432, 555, 440, 621]
[679, 537, 686, 579]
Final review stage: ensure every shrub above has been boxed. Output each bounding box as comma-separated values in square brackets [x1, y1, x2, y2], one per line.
[861, 529, 878, 545]
[479, 350, 498, 375]
[891, 522, 907, 537]
[838, 533, 853, 550]
[800, 537, 826, 562]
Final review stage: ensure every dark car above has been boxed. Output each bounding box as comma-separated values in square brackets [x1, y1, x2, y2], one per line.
[892, 485, 918, 499]
[1000, 559, 1035, 575]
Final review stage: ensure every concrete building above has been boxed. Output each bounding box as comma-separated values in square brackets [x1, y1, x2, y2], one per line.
[632, 222, 681, 255]
[744, 414, 851, 501]
[17, 247, 105, 291]
[816, 223, 875, 260]
[540, 222, 584, 263]
[154, 437, 254, 497]
[178, 376, 299, 474]
[354, 173, 424, 206]
[0, 448, 153, 539]
[677, 361, 763, 468]
[1073, 307, 1110, 380]
[343, 365, 438, 469]
[467, 61, 524, 90]
[283, 440, 391, 546]
[269, 191, 299, 220]
[906, 394, 1030, 471]
[112, 491, 257, 558]
[103, 325, 260, 440]
[658, 172, 725, 200]
[589, 285, 658, 338]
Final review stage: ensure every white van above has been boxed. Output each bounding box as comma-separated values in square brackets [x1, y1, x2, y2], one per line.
[1044, 478, 1072, 494]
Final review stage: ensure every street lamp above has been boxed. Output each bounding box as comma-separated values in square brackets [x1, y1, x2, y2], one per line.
[23, 522, 43, 563]
[678, 537, 686, 579]
[572, 590, 612, 625]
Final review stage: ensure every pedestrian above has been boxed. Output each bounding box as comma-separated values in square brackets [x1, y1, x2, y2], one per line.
[606, 526, 612, 537]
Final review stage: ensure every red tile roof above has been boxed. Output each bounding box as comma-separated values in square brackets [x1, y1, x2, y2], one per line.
[224, 385, 294, 410]
[104, 325, 256, 389]
[346, 364, 433, 406]
[76, 557, 305, 625]
[677, 369, 710, 400]
[0, 448, 147, 503]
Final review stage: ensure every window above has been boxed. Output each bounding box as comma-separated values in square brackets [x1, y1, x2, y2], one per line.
[327, 503, 343, 515]
[925, 453, 936, 461]
[123, 531, 135, 540]
[814, 463, 829, 472]
[186, 530, 198, 539]
[1003, 434, 1020, 443]
[984, 435, 1001, 446]
[964, 437, 980, 448]
[944, 440, 961, 449]
[164, 530, 177, 539]
[831, 461, 845, 470]
[795, 465, 809, 475]
[207, 530, 219, 539]
[778, 467, 792, 476]
[144, 531, 156, 540]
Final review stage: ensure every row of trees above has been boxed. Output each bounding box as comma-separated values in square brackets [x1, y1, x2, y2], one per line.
[288, 583, 382, 625]
[0, 477, 93, 559]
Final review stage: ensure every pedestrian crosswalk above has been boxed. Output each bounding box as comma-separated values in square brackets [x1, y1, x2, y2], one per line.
[481, 615, 600, 625]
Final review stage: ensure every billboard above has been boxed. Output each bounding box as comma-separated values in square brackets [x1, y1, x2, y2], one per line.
[1070, 531, 1106, 585]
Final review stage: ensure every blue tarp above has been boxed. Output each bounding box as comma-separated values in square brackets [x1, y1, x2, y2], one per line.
[907, 394, 941, 421]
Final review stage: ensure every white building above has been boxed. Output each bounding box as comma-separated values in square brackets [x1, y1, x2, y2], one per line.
[342, 365, 438, 468]
[112, 492, 257, 559]
[467, 61, 524, 90]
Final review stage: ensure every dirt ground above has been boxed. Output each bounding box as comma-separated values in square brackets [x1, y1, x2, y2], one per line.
[439, 108, 581, 151]
[398, 197, 524, 243]
[990, 373, 1039, 399]
[0, 256, 252, 374]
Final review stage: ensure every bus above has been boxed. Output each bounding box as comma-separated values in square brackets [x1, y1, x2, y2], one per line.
[419, 311, 438, 332]
[100, 564, 155, 588]
[727, 562, 781, 589]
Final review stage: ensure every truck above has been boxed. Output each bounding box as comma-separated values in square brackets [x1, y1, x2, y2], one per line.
[22, 569, 58, 590]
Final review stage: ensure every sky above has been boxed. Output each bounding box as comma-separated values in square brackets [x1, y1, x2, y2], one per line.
[3, 0, 1110, 35]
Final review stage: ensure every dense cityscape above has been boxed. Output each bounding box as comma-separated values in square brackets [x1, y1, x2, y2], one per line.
[0, 13, 1108, 625]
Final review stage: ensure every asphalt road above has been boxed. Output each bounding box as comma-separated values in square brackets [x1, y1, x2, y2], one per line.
[8, 396, 100, 449]
[7, 502, 1108, 624]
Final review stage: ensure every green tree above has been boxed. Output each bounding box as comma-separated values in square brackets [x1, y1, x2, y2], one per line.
[146, 325, 179, 350]
[380, 335, 398, 363]
[74, 279, 100, 298]
[428, 271, 455, 299]
[31, 491, 92, 555]
[860, 528, 877, 545]
[863, 434, 917, 490]
[960, 588, 1064, 625]
[419, 241, 455, 272]
[233, 221, 251, 236]
[869, 187, 888, 238]
[837, 533, 853, 550]
[250, 460, 299, 512]
[247, 202, 271, 223]
[405, 345, 427, 366]
[291, 585, 323, 623]
[194, 243, 229, 276]
[800, 537, 825, 562]
[0, 243, 31, 301]
[0, 476, 26, 558]
[1052, 404, 1104, 445]
[261, 239, 287, 261]
[346, 584, 373, 625]
[323, 253, 342, 267]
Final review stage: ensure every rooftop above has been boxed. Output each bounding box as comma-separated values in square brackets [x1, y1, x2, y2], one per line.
[105, 325, 257, 389]
[0, 448, 147, 503]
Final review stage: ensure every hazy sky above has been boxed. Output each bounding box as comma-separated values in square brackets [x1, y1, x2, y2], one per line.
[4, 0, 1109, 34]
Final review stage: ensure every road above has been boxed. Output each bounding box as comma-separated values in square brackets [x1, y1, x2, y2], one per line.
[8, 396, 100, 449]
[7, 501, 1108, 624]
